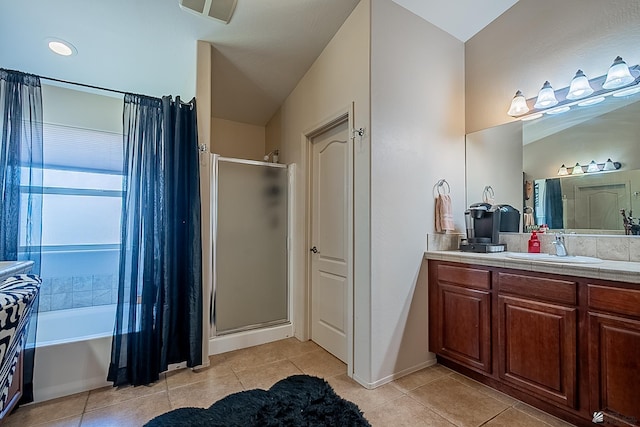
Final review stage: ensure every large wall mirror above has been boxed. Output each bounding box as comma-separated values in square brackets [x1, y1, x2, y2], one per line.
[466, 93, 640, 236]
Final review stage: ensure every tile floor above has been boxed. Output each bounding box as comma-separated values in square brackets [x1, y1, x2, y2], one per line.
[5, 338, 576, 426]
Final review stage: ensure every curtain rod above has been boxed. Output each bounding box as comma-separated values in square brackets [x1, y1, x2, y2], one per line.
[40, 75, 129, 96]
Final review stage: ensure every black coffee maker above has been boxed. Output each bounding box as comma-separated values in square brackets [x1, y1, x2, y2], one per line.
[460, 203, 509, 253]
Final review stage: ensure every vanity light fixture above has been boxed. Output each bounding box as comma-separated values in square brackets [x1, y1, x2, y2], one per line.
[533, 81, 558, 109]
[602, 56, 635, 89]
[507, 90, 529, 116]
[603, 158, 617, 171]
[507, 55, 640, 119]
[557, 159, 621, 176]
[586, 160, 600, 173]
[566, 70, 594, 100]
[571, 162, 584, 175]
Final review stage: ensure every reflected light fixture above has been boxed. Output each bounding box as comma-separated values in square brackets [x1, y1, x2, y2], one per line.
[603, 56, 635, 89]
[546, 106, 571, 115]
[572, 163, 584, 175]
[613, 85, 640, 97]
[566, 70, 594, 100]
[507, 90, 529, 116]
[603, 158, 617, 171]
[533, 81, 558, 109]
[577, 96, 605, 107]
[557, 164, 569, 176]
[586, 160, 599, 173]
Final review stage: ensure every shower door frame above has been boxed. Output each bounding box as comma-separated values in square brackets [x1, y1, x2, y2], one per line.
[209, 155, 294, 338]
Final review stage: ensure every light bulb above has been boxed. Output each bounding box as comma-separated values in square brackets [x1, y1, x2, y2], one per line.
[603, 159, 616, 171]
[558, 164, 569, 176]
[534, 81, 558, 109]
[507, 90, 529, 116]
[566, 70, 594, 100]
[603, 56, 635, 89]
[572, 163, 584, 175]
[586, 160, 599, 173]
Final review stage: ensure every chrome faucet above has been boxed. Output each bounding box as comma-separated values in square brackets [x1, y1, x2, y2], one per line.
[552, 232, 568, 257]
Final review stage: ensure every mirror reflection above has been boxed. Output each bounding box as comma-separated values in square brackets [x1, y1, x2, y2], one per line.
[523, 94, 640, 235]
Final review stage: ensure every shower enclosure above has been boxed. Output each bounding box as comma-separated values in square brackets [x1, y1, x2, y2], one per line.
[210, 155, 291, 337]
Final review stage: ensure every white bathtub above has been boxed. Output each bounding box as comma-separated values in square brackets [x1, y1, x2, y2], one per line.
[33, 305, 116, 403]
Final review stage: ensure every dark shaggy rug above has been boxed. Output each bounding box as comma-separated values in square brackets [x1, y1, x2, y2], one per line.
[144, 374, 371, 426]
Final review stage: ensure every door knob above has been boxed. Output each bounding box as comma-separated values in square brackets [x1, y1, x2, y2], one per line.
[310, 246, 318, 253]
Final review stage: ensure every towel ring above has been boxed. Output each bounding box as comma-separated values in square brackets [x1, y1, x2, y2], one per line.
[482, 186, 495, 204]
[435, 179, 450, 196]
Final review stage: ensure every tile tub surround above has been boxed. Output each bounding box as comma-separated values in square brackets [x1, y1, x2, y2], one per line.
[424, 250, 640, 284]
[39, 274, 125, 312]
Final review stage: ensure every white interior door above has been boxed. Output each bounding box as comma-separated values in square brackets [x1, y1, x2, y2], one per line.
[310, 120, 349, 362]
[574, 182, 630, 230]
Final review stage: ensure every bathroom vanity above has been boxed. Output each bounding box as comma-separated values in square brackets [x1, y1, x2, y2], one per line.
[426, 252, 640, 427]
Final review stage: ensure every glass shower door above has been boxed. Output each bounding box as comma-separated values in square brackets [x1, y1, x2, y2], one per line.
[213, 157, 289, 335]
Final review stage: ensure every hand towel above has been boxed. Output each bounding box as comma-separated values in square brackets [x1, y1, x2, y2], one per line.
[435, 194, 455, 232]
[524, 212, 535, 227]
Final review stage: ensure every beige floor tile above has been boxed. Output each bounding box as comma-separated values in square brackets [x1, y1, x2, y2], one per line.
[224, 343, 288, 372]
[289, 349, 347, 378]
[260, 337, 322, 358]
[167, 372, 244, 409]
[80, 391, 171, 427]
[85, 377, 166, 412]
[514, 403, 576, 427]
[409, 376, 510, 427]
[484, 407, 557, 426]
[326, 374, 403, 413]
[166, 358, 235, 390]
[366, 395, 457, 427]
[235, 359, 303, 390]
[449, 372, 519, 405]
[5, 414, 82, 427]
[392, 365, 452, 393]
[3, 392, 88, 427]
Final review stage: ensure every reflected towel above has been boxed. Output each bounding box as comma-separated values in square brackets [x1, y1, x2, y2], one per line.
[435, 194, 455, 232]
[524, 212, 535, 227]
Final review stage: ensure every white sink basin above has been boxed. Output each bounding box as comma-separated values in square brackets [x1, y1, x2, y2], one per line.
[505, 252, 603, 264]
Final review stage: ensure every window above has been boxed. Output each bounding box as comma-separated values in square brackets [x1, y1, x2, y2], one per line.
[21, 122, 123, 312]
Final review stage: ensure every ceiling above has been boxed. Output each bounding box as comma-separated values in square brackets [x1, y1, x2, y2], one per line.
[0, 0, 518, 126]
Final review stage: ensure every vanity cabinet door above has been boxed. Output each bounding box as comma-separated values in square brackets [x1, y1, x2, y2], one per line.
[588, 283, 640, 426]
[429, 262, 492, 374]
[498, 295, 577, 409]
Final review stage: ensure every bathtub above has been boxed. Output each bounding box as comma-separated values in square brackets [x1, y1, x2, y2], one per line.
[33, 305, 115, 403]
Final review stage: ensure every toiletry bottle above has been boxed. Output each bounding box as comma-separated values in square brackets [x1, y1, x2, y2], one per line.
[528, 231, 541, 253]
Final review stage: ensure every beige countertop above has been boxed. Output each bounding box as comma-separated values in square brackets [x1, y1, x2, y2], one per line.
[424, 250, 640, 284]
[0, 260, 35, 283]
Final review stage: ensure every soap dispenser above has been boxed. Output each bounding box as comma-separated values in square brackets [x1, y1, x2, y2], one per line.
[528, 231, 541, 253]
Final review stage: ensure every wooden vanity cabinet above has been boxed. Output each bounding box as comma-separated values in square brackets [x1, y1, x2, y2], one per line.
[428, 260, 640, 427]
[587, 284, 640, 427]
[496, 272, 578, 409]
[428, 263, 492, 375]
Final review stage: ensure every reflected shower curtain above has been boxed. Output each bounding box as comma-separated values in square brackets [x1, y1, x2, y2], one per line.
[544, 178, 564, 229]
[0, 69, 43, 404]
[108, 94, 202, 387]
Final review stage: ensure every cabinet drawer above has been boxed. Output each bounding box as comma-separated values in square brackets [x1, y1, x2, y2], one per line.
[588, 284, 640, 318]
[497, 272, 576, 305]
[437, 264, 490, 290]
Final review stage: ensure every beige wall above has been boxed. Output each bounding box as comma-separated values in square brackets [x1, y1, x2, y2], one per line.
[211, 118, 266, 161]
[465, 0, 640, 134]
[265, 107, 281, 156]
[370, 0, 465, 384]
[266, 0, 371, 383]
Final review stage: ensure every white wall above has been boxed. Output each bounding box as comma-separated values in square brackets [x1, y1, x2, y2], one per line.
[369, 0, 465, 384]
[466, 121, 523, 211]
[211, 118, 266, 161]
[266, 0, 371, 383]
[465, 0, 640, 133]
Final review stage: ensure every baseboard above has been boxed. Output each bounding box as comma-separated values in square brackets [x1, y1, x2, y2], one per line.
[209, 323, 294, 355]
[351, 356, 438, 390]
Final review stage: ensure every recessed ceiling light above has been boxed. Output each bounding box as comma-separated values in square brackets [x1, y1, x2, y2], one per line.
[46, 38, 77, 56]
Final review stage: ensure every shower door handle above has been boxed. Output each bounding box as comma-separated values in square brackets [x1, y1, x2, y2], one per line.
[309, 246, 318, 254]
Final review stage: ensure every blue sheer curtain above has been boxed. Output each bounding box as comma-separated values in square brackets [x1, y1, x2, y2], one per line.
[108, 94, 202, 387]
[0, 68, 43, 404]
